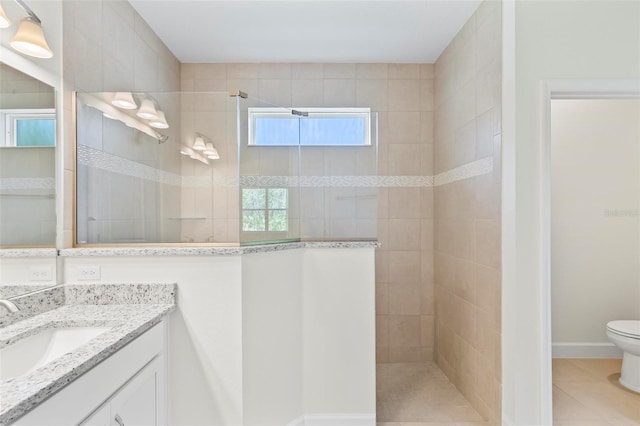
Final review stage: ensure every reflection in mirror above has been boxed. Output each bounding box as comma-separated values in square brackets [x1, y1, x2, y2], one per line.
[0, 62, 56, 247]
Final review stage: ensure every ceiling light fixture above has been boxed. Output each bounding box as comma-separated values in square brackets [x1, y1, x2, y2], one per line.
[7, 0, 53, 59]
[180, 146, 194, 156]
[111, 92, 137, 110]
[0, 4, 11, 28]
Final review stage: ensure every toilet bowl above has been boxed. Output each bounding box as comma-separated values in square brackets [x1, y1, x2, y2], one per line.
[606, 320, 640, 393]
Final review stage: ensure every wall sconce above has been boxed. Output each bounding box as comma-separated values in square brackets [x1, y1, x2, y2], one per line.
[111, 92, 137, 110]
[180, 134, 220, 165]
[137, 99, 159, 120]
[149, 111, 169, 129]
[1, 0, 53, 59]
[0, 4, 11, 28]
[111, 92, 170, 130]
[204, 143, 220, 160]
[79, 92, 168, 143]
[192, 136, 206, 151]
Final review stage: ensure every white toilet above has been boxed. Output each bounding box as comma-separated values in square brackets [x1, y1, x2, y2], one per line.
[606, 320, 640, 392]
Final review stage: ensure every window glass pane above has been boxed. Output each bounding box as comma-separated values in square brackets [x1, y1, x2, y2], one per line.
[16, 119, 55, 147]
[299, 116, 365, 146]
[268, 210, 288, 232]
[254, 117, 299, 145]
[267, 188, 287, 209]
[242, 210, 265, 231]
[242, 188, 266, 209]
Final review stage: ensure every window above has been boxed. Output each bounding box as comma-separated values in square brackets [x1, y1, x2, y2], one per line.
[242, 188, 288, 232]
[0, 109, 56, 147]
[248, 107, 370, 146]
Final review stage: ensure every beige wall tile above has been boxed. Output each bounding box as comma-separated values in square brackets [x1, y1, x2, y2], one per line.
[388, 112, 421, 144]
[323, 63, 356, 79]
[376, 279, 390, 314]
[389, 64, 421, 80]
[356, 79, 388, 111]
[389, 250, 421, 281]
[323, 79, 356, 106]
[421, 64, 435, 79]
[377, 315, 390, 347]
[356, 63, 389, 79]
[389, 188, 421, 219]
[389, 315, 421, 348]
[258, 63, 291, 79]
[389, 280, 421, 315]
[388, 219, 422, 251]
[291, 63, 323, 79]
[227, 63, 259, 79]
[388, 79, 420, 111]
[388, 144, 421, 176]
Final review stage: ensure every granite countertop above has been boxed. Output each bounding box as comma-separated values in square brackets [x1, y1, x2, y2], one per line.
[0, 284, 176, 425]
[59, 240, 380, 257]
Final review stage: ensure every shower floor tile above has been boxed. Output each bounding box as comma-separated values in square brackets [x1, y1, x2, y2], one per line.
[376, 362, 487, 425]
[553, 359, 640, 425]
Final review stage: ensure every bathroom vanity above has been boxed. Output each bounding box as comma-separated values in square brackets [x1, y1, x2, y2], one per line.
[0, 284, 175, 426]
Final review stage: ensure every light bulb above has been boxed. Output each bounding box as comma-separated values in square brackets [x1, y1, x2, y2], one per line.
[192, 136, 206, 151]
[112, 92, 137, 110]
[137, 99, 158, 120]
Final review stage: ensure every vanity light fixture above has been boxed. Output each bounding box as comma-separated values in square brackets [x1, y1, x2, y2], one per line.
[180, 146, 194, 156]
[111, 92, 137, 110]
[192, 135, 206, 151]
[149, 110, 169, 129]
[0, 4, 11, 28]
[204, 143, 220, 160]
[137, 99, 159, 120]
[6, 0, 53, 59]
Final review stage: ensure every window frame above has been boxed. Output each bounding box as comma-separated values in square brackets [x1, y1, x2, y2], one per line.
[0, 108, 56, 147]
[248, 107, 371, 147]
[241, 187, 289, 233]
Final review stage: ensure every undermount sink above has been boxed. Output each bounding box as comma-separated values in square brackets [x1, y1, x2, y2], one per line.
[0, 326, 111, 380]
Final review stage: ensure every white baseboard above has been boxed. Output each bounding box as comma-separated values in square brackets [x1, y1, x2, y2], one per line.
[552, 342, 623, 358]
[286, 414, 375, 426]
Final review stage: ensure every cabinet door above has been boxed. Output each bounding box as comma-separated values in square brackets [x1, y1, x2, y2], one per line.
[80, 403, 110, 426]
[109, 359, 159, 426]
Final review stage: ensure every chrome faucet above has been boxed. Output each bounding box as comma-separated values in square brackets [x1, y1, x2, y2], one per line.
[0, 299, 19, 313]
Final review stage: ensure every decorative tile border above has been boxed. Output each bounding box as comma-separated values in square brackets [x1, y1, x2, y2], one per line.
[77, 145, 182, 186]
[0, 178, 55, 190]
[77, 145, 492, 189]
[434, 157, 493, 187]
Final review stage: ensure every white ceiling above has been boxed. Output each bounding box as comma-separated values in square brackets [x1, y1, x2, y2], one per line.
[128, 0, 482, 64]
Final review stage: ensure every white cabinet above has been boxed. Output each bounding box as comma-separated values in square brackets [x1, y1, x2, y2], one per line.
[80, 357, 161, 426]
[109, 359, 159, 426]
[15, 321, 168, 426]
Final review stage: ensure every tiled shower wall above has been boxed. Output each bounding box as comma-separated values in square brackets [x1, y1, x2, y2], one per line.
[181, 62, 436, 357]
[62, 0, 180, 246]
[434, 0, 502, 422]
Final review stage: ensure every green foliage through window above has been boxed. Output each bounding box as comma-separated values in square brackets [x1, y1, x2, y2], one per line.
[242, 188, 288, 232]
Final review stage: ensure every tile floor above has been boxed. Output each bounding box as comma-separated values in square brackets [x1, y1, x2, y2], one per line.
[376, 362, 488, 426]
[553, 358, 640, 425]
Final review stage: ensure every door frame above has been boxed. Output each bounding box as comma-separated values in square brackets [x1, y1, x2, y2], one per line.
[538, 79, 640, 424]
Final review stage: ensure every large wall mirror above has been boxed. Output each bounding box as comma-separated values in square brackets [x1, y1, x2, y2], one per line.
[0, 62, 57, 296]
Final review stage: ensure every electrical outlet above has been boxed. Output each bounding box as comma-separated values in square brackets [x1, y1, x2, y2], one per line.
[77, 265, 100, 281]
[29, 266, 53, 281]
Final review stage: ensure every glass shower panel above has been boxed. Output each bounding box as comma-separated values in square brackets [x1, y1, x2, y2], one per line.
[75, 91, 238, 244]
[298, 112, 378, 240]
[238, 95, 300, 245]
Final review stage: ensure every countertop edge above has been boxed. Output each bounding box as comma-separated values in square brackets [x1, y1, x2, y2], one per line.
[59, 241, 379, 257]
